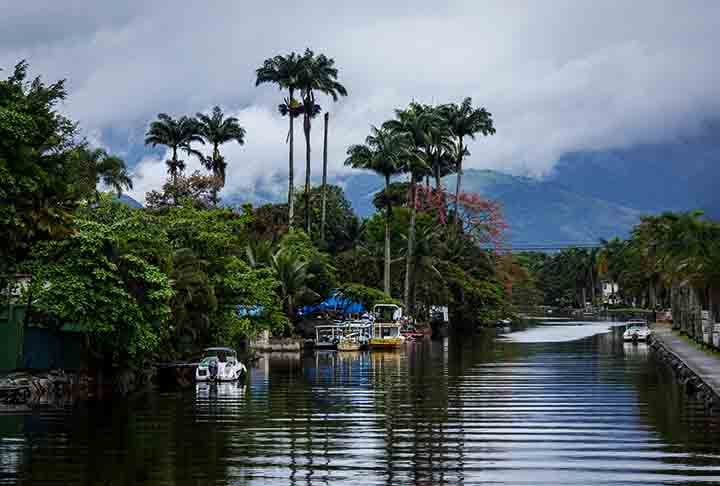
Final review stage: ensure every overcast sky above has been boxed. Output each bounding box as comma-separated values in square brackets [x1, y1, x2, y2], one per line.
[2, 1, 719, 202]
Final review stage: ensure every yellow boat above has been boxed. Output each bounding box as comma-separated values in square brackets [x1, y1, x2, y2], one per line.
[368, 336, 404, 349]
[369, 304, 406, 350]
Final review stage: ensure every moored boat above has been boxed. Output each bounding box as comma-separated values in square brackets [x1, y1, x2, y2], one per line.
[195, 347, 246, 382]
[337, 340, 362, 352]
[623, 320, 652, 342]
[369, 304, 406, 350]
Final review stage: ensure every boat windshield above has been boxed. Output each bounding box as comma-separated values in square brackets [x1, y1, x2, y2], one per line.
[201, 349, 236, 363]
[377, 325, 400, 338]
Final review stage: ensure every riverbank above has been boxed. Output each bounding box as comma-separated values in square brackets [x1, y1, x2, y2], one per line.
[650, 323, 720, 411]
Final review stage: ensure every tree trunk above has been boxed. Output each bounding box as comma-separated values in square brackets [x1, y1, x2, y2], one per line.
[287, 296, 294, 322]
[404, 180, 417, 314]
[287, 89, 295, 229]
[649, 280, 657, 309]
[384, 174, 392, 296]
[454, 145, 463, 227]
[211, 143, 221, 206]
[304, 111, 312, 235]
[321, 112, 329, 242]
[171, 146, 178, 183]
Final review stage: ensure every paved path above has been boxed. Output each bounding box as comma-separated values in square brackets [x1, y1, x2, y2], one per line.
[652, 323, 720, 395]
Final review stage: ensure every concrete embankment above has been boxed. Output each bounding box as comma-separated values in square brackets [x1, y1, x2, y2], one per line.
[649, 324, 720, 411]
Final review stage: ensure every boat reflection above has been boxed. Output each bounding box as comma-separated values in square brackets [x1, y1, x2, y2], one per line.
[194, 382, 247, 419]
[623, 341, 650, 358]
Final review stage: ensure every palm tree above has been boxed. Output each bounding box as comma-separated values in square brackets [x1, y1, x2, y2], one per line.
[383, 103, 437, 312]
[74, 147, 133, 199]
[321, 112, 330, 241]
[443, 99, 495, 224]
[345, 126, 408, 295]
[296, 49, 348, 235]
[401, 149, 431, 313]
[256, 52, 306, 228]
[195, 106, 246, 203]
[271, 249, 314, 320]
[424, 111, 455, 192]
[144, 114, 204, 182]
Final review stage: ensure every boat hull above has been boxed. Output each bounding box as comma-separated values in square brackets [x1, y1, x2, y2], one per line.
[195, 362, 247, 383]
[623, 335, 649, 342]
[369, 338, 404, 349]
[195, 375, 245, 383]
[337, 342, 362, 352]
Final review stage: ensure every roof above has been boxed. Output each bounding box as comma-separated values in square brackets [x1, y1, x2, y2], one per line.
[203, 347, 236, 353]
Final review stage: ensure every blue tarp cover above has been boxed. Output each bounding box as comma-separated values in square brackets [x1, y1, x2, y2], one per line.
[299, 292, 364, 316]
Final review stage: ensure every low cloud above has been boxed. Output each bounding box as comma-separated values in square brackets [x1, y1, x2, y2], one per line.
[2, 1, 719, 200]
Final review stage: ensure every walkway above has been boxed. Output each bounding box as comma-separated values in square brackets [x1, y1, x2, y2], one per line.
[652, 323, 720, 396]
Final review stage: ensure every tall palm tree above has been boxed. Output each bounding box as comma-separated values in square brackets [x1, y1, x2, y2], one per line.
[195, 106, 246, 203]
[321, 112, 330, 241]
[345, 126, 408, 295]
[383, 103, 437, 312]
[144, 114, 204, 182]
[401, 149, 431, 313]
[443, 99, 495, 224]
[296, 48, 348, 235]
[256, 52, 305, 228]
[425, 116, 455, 192]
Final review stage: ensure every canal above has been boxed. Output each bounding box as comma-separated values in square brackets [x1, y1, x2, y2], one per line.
[2, 320, 720, 484]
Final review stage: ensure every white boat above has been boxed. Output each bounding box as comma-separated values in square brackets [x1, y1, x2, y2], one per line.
[623, 321, 652, 342]
[195, 347, 247, 382]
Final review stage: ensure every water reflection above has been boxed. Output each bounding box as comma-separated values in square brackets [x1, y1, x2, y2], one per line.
[2, 323, 720, 484]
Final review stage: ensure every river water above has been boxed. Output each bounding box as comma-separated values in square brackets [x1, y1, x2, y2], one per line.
[2, 321, 720, 485]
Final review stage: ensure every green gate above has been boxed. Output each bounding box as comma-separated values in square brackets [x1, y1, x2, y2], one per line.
[0, 304, 24, 371]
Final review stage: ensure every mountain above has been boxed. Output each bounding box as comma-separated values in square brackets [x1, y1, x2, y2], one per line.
[127, 123, 720, 245]
[117, 194, 142, 208]
[326, 169, 643, 245]
[446, 170, 641, 244]
[548, 122, 720, 218]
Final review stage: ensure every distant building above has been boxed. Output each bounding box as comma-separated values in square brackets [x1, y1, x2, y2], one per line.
[601, 281, 620, 305]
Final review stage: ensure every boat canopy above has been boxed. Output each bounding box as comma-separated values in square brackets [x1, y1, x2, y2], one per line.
[203, 347, 237, 354]
[373, 304, 402, 322]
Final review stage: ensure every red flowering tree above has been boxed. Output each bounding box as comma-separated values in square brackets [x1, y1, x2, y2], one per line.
[408, 185, 507, 251]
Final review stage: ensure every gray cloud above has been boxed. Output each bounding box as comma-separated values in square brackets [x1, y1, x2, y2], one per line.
[2, 0, 719, 201]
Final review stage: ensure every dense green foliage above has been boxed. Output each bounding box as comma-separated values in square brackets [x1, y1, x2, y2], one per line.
[512, 211, 720, 312]
[0, 61, 132, 274]
[3, 59, 515, 371]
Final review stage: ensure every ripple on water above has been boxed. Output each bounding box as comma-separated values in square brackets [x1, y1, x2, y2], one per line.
[2, 325, 720, 485]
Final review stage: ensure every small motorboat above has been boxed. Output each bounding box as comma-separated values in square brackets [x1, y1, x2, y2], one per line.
[337, 340, 362, 352]
[369, 304, 406, 349]
[195, 347, 247, 382]
[623, 321, 651, 343]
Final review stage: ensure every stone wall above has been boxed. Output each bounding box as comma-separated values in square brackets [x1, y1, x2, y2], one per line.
[249, 330, 305, 352]
[649, 335, 720, 412]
